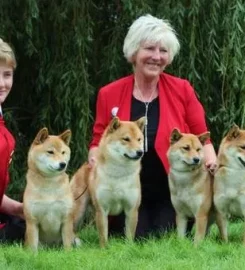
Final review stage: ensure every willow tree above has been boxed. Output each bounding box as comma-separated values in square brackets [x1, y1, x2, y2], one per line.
[0, 0, 244, 198]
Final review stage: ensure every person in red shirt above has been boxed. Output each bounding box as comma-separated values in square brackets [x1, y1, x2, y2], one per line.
[88, 14, 217, 238]
[0, 38, 25, 242]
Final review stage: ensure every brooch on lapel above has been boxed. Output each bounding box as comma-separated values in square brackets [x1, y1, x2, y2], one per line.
[111, 107, 119, 118]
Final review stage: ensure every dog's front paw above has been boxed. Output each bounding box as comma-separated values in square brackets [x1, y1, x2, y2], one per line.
[73, 236, 82, 247]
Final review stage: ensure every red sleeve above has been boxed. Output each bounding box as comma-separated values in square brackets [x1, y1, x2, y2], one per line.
[0, 137, 10, 204]
[184, 81, 207, 131]
[89, 89, 109, 149]
[184, 81, 211, 142]
[0, 120, 15, 205]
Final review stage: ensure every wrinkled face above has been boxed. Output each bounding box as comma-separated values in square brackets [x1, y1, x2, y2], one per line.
[29, 136, 71, 176]
[168, 133, 206, 171]
[221, 129, 245, 170]
[133, 41, 169, 80]
[0, 64, 13, 104]
[105, 121, 144, 163]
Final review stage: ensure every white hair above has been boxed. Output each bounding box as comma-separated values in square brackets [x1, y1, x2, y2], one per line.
[123, 14, 180, 64]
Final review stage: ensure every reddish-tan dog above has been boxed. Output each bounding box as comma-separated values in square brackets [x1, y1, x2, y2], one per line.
[214, 125, 245, 243]
[23, 128, 75, 252]
[167, 128, 212, 245]
[71, 116, 145, 247]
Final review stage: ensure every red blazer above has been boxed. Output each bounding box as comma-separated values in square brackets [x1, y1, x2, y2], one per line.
[90, 73, 209, 173]
[0, 117, 15, 205]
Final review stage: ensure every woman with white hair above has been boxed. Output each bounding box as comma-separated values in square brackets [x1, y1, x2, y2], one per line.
[88, 14, 217, 237]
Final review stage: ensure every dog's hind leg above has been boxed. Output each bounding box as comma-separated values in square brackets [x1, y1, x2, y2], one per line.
[125, 208, 138, 241]
[73, 193, 89, 232]
[176, 213, 188, 238]
[25, 220, 39, 252]
[95, 209, 108, 248]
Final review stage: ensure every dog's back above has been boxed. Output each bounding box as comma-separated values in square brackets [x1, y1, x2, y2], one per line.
[23, 128, 74, 251]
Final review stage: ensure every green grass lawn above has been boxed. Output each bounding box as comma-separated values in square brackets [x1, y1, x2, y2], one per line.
[1, 221, 245, 270]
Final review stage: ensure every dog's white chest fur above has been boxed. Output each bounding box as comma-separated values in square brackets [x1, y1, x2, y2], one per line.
[214, 168, 245, 217]
[174, 188, 203, 217]
[25, 186, 73, 244]
[169, 172, 204, 217]
[35, 199, 72, 243]
[95, 167, 140, 215]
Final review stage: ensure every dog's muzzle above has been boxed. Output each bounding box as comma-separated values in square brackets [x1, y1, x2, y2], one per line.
[124, 150, 143, 160]
[183, 157, 201, 167]
[58, 162, 67, 171]
[192, 157, 200, 164]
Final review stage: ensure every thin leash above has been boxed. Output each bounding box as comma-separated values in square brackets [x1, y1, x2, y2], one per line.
[74, 186, 88, 201]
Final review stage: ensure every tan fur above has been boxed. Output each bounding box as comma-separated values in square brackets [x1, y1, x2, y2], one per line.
[167, 129, 212, 245]
[214, 125, 245, 243]
[72, 117, 145, 247]
[23, 128, 75, 252]
[70, 163, 90, 231]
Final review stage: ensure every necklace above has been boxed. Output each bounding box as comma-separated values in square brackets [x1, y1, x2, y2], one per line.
[134, 78, 157, 152]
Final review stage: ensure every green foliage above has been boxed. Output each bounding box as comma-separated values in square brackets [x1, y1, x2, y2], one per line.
[0, 0, 245, 198]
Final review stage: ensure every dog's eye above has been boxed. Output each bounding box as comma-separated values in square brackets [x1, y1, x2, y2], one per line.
[196, 148, 201, 152]
[123, 137, 130, 142]
[183, 146, 190, 151]
[138, 138, 141, 142]
[240, 145, 245, 150]
[47, 150, 54, 154]
[62, 151, 66, 155]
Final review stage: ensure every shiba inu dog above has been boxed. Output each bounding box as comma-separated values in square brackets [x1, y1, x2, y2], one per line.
[72, 116, 145, 247]
[23, 128, 75, 252]
[167, 128, 212, 245]
[214, 125, 245, 243]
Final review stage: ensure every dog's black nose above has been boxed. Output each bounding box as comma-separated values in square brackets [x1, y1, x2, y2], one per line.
[193, 157, 200, 164]
[136, 150, 143, 158]
[59, 162, 66, 170]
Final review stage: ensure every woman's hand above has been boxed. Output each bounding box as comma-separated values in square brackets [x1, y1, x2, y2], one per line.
[88, 147, 98, 168]
[205, 160, 218, 175]
[203, 143, 217, 175]
[0, 195, 25, 219]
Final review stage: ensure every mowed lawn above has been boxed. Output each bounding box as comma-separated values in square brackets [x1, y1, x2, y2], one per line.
[1, 221, 245, 270]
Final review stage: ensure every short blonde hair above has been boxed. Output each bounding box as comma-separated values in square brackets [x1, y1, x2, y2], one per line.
[0, 38, 17, 69]
[123, 14, 180, 64]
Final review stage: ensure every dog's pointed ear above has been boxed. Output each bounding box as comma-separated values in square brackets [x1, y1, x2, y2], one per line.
[59, 130, 72, 145]
[226, 124, 240, 141]
[170, 128, 182, 144]
[108, 117, 121, 133]
[198, 132, 210, 145]
[135, 116, 146, 132]
[33, 128, 49, 145]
